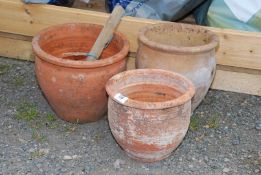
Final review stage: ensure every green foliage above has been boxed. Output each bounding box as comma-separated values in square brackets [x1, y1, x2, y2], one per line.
[46, 113, 56, 122]
[207, 114, 220, 129]
[0, 64, 10, 75]
[30, 150, 45, 158]
[32, 130, 47, 143]
[16, 102, 39, 121]
[189, 115, 201, 131]
[64, 125, 77, 133]
[12, 76, 25, 87]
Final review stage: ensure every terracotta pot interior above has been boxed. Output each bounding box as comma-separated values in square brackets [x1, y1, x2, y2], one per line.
[144, 24, 213, 47]
[109, 71, 191, 103]
[120, 84, 182, 102]
[38, 24, 124, 61]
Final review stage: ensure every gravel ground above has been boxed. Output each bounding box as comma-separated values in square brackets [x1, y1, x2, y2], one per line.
[0, 57, 260, 175]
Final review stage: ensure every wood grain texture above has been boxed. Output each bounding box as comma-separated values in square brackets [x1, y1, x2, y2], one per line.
[211, 70, 261, 96]
[0, 37, 33, 60]
[87, 5, 125, 60]
[0, 0, 260, 70]
[0, 36, 260, 96]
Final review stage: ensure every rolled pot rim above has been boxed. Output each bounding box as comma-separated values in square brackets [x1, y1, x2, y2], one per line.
[106, 69, 196, 110]
[32, 23, 130, 68]
[138, 23, 219, 53]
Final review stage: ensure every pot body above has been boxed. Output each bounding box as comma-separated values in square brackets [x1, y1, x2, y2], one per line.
[108, 98, 191, 162]
[136, 23, 219, 111]
[33, 23, 129, 123]
[106, 69, 195, 162]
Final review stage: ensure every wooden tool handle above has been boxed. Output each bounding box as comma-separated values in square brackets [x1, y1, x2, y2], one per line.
[87, 5, 125, 61]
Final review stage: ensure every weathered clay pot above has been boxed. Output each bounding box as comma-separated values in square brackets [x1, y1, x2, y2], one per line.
[32, 23, 129, 123]
[136, 23, 219, 111]
[106, 69, 195, 162]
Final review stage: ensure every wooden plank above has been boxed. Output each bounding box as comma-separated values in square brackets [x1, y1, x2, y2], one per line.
[211, 70, 261, 96]
[217, 65, 261, 75]
[212, 27, 261, 70]
[0, 37, 33, 61]
[0, 0, 261, 70]
[126, 57, 261, 96]
[0, 31, 32, 41]
[0, 36, 260, 96]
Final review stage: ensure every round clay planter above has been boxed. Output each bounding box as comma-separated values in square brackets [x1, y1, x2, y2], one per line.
[32, 23, 129, 123]
[106, 69, 195, 162]
[136, 23, 219, 111]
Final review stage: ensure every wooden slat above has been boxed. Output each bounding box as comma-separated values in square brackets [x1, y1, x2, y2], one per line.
[0, 37, 33, 60]
[0, 0, 260, 70]
[217, 65, 261, 75]
[0, 31, 32, 41]
[0, 35, 260, 96]
[126, 57, 261, 96]
[211, 27, 261, 70]
[211, 70, 261, 96]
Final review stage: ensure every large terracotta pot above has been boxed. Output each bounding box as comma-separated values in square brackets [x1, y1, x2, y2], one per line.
[136, 23, 219, 111]
[106, 69, 195, 162]
[32, 23, 129, 123]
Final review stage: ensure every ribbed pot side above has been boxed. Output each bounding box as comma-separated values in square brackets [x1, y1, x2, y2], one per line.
[33, 23, 129, 123]
[106, 69, 195, 162]
[136, 23, 219, 111]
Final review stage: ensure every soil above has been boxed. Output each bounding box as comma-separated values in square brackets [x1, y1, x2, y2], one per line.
[121, 84, 182, 102]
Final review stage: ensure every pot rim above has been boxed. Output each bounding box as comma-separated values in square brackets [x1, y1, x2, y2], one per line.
[106, 69, 195, 110]
[138, 23, 219, 53]
[32, 23, 130, 68]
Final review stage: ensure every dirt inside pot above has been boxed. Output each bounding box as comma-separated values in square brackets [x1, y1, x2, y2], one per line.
[62, 55, 86, 61]
[120, 84, 183, 102]
[38, 25, 123, 61]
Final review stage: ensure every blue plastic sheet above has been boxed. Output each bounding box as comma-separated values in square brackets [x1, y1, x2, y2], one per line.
[107, 0, 205, 21]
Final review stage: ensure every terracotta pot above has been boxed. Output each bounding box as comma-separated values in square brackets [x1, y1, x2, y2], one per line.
[136, 23, 219, 111]
[32, 23, 129, 123]
[106, 69, 195, 162]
